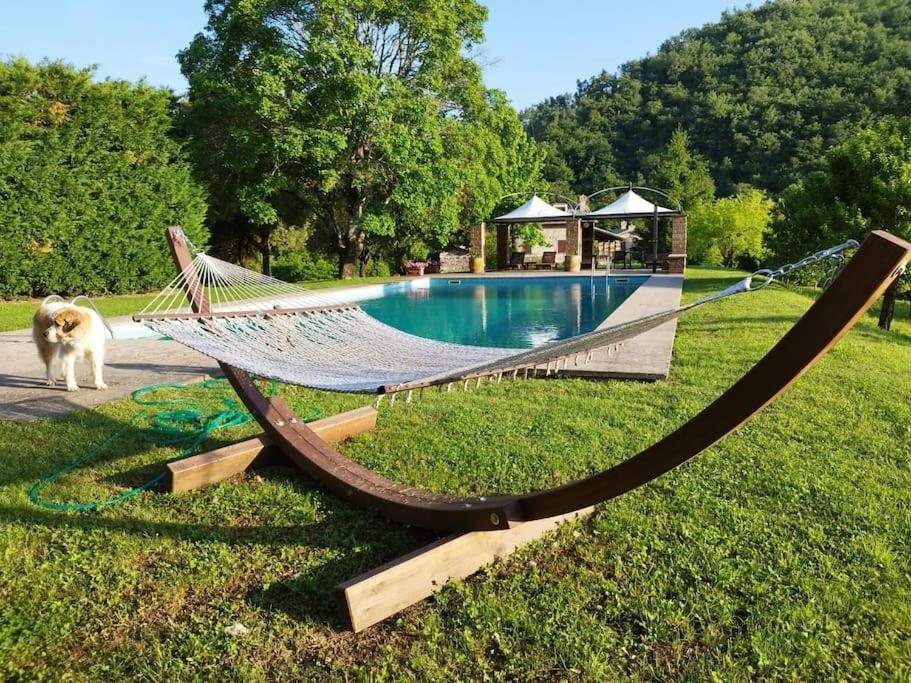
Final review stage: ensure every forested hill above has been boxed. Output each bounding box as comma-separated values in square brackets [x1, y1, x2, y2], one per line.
[523, 0, 911, 197]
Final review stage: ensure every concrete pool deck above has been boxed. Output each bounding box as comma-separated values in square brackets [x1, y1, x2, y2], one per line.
[0, 325, 219, 422]
[0, 271, 683, 421]
[556, 274, 683, 381]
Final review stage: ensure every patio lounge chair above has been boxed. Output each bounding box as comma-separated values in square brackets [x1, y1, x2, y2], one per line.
[535, 251, 557, 270]
[508, 252, 527, 270]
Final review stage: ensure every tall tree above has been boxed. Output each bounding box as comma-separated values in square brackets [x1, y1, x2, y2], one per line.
[689, 186, 772, 267]
[180, 0, 541, 278]
[641, 127, 715, 210]
[773, 117, 911, 330]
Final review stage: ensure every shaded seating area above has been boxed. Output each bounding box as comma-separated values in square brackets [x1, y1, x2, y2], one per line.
[489, 195, 577, 271]
[508, 252, 527, 270]
[584, 187, 685, 274]
[469, 187, 688, 274]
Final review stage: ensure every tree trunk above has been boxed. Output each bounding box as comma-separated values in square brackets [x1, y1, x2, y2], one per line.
[259, 229, 272, 276]
[878, 279, 898, 330]
[338, 234, 364, 280]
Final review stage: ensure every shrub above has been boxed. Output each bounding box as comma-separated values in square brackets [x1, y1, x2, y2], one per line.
[366, 260, 392, 278]
[272, 252, 337, 282]
[688, 187, 772, 267]
[0, 59, 207, 298]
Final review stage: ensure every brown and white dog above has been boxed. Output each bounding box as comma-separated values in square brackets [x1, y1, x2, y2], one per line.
[32, 302, 108, 391]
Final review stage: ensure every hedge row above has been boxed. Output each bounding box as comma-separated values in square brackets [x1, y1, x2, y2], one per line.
[0, 59, 207, 298]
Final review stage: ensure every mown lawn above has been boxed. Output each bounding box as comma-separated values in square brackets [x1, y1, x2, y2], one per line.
[1, 266, 910, 680]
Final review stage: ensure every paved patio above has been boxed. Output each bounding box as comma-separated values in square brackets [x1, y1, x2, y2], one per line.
[0, 323, 218, 422]
[0, 271, 683, 422]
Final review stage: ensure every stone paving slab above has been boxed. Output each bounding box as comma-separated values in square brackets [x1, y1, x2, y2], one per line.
[0, 328, 218, 422]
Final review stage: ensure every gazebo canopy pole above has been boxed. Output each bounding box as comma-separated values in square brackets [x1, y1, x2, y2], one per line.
[652, 204, 659, 274]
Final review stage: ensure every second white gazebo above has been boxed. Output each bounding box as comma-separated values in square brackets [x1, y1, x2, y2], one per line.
[583, 187, 686, 273]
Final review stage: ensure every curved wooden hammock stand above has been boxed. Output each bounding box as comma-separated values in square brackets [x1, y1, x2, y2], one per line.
[154, 227, 910, 631]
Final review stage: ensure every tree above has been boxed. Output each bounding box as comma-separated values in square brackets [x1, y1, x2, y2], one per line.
[641, 127, 715, 210]
[0, 58, 207, 298]
[180, 0, 541, 278]
[773, 116, 911, 329]
[689, 187, 772, 267]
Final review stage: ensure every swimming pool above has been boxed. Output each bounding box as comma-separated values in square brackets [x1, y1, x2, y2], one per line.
[119, 274, 646, 346]
[360, 276, 646, 348]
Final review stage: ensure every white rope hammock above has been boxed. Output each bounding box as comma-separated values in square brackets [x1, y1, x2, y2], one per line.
[137, 239, 858, 395]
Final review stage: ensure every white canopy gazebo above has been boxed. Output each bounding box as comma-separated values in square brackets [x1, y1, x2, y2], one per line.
[467, 187, 687, 274]
[488, 194, 579, 270]
[494, 195, 573, 223]
[586, 189, 679, 220]
[583, 186, 686, 273]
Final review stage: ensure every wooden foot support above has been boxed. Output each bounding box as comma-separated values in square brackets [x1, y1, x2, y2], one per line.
[166, 406, 378, 493]
[334, 506, 594, 632]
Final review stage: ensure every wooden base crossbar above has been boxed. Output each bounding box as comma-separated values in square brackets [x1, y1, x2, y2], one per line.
[166, 406, 377, 493]
[335, 506, 595, 632]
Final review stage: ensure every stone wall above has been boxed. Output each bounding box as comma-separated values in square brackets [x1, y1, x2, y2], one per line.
[667, 216, 688, 274]
[439, 252, 470, 274]
[468, 223, 485, 258]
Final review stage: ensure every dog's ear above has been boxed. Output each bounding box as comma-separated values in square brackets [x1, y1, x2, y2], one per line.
[55, 310, 82, 333]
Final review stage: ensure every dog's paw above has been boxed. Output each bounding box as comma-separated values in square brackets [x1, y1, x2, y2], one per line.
[66, 383, 79, 392]
[46, 378, 56, 387]
[95, 381, 108, 390]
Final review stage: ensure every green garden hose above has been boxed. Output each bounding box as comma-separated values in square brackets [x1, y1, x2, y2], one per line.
[28, 377, 321, 512]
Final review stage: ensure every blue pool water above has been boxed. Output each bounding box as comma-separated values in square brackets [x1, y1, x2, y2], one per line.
[359, 276, 646, 348]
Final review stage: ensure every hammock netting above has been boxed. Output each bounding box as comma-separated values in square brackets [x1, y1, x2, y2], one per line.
[136, 238, 858, 395]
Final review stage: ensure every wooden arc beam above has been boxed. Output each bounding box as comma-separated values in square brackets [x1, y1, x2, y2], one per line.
[154, 226, 911, 532]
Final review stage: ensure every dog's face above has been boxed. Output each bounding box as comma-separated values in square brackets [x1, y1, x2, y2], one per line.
[43, 308, 90, 344]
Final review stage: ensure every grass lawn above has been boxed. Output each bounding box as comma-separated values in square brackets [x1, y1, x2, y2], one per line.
[1, 266, 910, 680]
[0, 276, 406, 333]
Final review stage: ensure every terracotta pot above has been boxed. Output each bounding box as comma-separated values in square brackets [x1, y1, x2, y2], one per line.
[564, 254, 581, 272]
[470, 256, 484, 274]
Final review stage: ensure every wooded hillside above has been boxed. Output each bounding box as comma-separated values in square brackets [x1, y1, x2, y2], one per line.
[524, 0, 911, 196]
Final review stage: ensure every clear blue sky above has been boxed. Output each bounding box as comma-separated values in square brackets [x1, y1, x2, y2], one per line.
[0, 0, 746, 109]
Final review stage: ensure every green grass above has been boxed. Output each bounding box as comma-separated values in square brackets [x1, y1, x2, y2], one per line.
[0, 276, 405, 333]
[1, 266, 910, 680]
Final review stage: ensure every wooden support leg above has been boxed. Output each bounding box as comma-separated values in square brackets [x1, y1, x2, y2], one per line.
[334, 506, 594, 632]
[166, 406, 378, 493]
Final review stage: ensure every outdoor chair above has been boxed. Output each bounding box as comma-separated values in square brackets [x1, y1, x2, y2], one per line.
[643, 252, 670, 271]
[508, 252, 526, 270]
[536, 251, 557, 270]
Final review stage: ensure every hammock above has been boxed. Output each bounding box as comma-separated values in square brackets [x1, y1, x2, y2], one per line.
[133, 227, 909, 533]
[135, 232, 859, 395]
